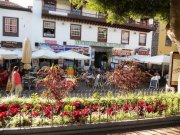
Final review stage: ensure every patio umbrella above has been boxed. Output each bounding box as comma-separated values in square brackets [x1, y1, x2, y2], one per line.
[143, 55, 170, 76]
[12, 49, 22, 59]
[22, 38, 32, 69]
[0, 48, 18, 59]
[143, 55, 170, 65]
[32, 49, 59, 59]
[57, 50, 91, 60]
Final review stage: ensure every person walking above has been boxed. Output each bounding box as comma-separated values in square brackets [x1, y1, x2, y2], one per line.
[10, 66, 22, 97]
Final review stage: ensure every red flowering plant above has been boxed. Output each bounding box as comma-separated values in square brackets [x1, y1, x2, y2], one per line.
[36, 65, 77, 100]
[108, 61, 146, 91]
[8, 103, 20, 117]
[133, 100, 147, 116]
[0, 104, 8, 124]
[155, 100, 167, 114]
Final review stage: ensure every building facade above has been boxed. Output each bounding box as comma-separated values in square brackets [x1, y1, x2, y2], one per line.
[0, 0, 155, 68]
[157, 22, 178, 55]
[0, 0, 32, 49]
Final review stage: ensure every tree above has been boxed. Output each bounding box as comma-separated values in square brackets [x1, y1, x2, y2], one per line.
[70, 0, 180, 53]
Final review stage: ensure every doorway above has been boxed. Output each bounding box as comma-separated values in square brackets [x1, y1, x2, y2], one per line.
[94, 52, 108, 68]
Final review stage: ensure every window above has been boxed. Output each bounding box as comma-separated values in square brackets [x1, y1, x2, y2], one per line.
[98, 27, 107, 42]
[43, 21, 56, 38]
[70, 24, 81, 40]
[139, 33, 147, 46]
[121, 30, 129, 44]
[3, 17, 19, 37]
[71, 4, 82, 15]
[165, 35, 172, 46]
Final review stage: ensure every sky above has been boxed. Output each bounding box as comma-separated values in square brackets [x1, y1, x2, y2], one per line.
[10, 0, 33, 7]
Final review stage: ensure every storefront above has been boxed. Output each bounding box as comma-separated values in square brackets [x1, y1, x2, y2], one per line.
[112, 48, 134, 64]
[35, 40, 90, 68]
[75, 40, 125, 69]
[0, 41, 22, 70]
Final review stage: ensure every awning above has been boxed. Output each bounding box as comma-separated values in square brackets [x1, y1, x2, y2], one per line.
[32, 49, 59, 59]
[0, 48, 18, 59]
[57, 50, 91, 60]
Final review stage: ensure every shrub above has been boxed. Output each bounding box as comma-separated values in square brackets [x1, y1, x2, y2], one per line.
[36, 65, 77, 100]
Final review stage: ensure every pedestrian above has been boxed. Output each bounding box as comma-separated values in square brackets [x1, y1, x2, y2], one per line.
[10, 66, 22, 97]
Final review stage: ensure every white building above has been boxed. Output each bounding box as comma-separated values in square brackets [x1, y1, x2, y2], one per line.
[0, 0, 154, 69]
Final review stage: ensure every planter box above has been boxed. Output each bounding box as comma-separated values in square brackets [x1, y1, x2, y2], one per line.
[1, 116, 180, 135]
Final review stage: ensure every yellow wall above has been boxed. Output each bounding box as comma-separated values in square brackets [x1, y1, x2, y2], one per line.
[158, 22, 177, 55]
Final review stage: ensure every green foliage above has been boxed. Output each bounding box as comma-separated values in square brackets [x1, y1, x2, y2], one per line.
[92, 92, 101, 99]
[0, 93, 179, 127]
[70, 0, 170, 23]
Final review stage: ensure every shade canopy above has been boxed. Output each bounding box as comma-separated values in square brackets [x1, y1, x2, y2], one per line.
[12, 49, 22, 59]
[143, 55, 170, 65]
[32, 49, 59, 59]
[129, 55, 151, 62]
[57, 50, 91, 60]
[114, 55, 151, 62]
[22, 38, 32, 69]
[0, 48, 18, 59]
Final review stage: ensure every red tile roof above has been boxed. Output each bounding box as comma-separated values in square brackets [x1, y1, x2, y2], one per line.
[0, 0, 32, 12]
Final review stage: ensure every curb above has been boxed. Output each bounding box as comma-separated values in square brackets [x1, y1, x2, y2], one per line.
[0, 116, 180, 135]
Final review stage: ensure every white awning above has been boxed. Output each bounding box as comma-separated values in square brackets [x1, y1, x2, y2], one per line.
[143, 55, 170, 65]
[57, 50, 91, 60]
[0, 48, 18, 59]
[32, 49, 59, 59]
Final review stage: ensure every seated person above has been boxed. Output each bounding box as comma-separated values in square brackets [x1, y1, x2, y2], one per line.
[151, 73, 161, 80]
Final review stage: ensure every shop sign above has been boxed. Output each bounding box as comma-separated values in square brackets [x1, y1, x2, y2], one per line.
[65, 45, 89, 55]
[39, 43, 64, 53]
[1, 41, 22, 48]
[135, 47, 150, 55]
[75, 40, 125, 48]
[39, 43, 89, 54]
[45, 40, 57, 44]
[112, 49, 133, 56]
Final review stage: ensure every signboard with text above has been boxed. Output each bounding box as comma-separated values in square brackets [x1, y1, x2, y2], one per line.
[38, 43, 89, 55]
[135, 47, 150, 55]
[112, 49, 133, 56]
[1, 41, 22, 48]
[65, 45, 89, 55]
[39, 43, 64, 53]
[75, 40, 125, 48]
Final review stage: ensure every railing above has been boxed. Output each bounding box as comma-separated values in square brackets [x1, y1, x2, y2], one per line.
[67, 88, 166, 98]
[0, 94, 179, 128]
[42, 6, 106, 19]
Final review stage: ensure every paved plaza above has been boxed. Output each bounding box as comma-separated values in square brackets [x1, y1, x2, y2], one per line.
[108, 126, 180, 135]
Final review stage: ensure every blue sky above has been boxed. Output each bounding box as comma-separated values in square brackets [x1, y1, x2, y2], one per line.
[10, 0, 33, 7]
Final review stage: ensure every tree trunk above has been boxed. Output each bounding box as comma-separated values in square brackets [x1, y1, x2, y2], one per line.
[168, 0, 180, 53]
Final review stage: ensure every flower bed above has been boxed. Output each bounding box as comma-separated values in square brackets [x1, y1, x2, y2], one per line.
[0, 93, 180, 128]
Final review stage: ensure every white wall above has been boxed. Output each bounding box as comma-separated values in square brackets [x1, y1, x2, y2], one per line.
[0, 0, 153, 55]
[0, 8, 32, 45]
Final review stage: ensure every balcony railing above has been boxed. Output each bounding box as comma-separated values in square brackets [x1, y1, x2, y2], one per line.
[42, 6, 106, 20]
[42, 6, 154, 30]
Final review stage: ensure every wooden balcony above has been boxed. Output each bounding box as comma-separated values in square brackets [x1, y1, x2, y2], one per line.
[42, 6, 107, 22]
[42, 7, 154, 32]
